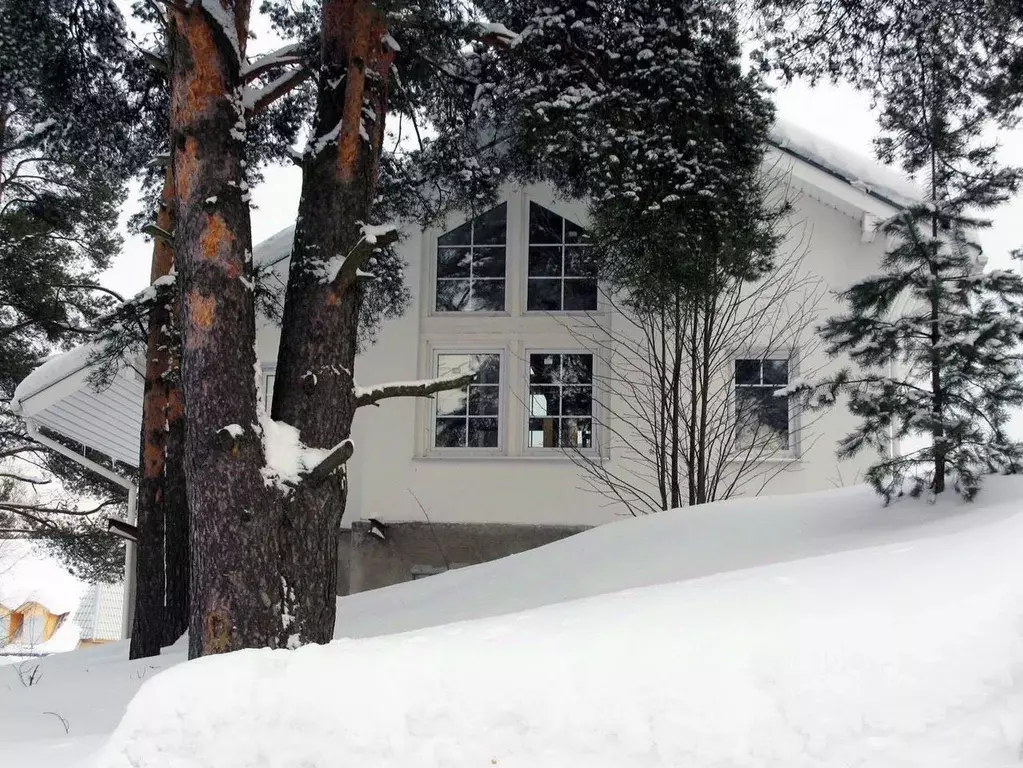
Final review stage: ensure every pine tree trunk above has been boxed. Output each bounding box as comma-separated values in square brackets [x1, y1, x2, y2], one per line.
[130, 166, 175, 660]
[162, 359, 189, 647]
[168, 2, 282, 658]
[270, 0, 395, 645]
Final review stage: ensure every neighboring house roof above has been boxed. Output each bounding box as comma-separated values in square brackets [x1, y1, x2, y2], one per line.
[0, 545, 84, 616]
[73, 582, 124, 642]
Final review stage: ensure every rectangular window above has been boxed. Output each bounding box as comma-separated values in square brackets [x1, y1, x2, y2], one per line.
[734, 357, 791, 453]
[528, 353, 594, 449]
[434, 353, 501, 449]
[436, 203, 507, 312]
[263, 373, 275, 414]
[527, 202, 598, 312]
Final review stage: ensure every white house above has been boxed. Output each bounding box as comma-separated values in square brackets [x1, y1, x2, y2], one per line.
[11, 120, 920, 617]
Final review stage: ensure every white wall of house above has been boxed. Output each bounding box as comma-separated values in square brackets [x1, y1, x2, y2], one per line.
[254, 159, 893, 529]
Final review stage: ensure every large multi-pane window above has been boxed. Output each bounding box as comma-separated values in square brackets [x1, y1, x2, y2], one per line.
[528, 353, 594, 449]
[436, 203, 507, 312]
[527, 202, 597, 312]
[434, 353, 501, 448]
[734, 357, 791, 453]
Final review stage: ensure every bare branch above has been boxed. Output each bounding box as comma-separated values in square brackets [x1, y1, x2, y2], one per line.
[355, 372, 476, 408]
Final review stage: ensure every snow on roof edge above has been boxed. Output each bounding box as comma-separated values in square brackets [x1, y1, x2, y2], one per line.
[769, 117, 921, 209]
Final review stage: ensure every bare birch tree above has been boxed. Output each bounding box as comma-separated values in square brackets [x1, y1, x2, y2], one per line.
[563, 206, 828, 515]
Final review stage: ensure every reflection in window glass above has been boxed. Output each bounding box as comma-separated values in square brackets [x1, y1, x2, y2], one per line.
[435, 353, 501, 448]
[436, 204, 507, 312]
[527, 202, 597, 312]
[734, 357, 790, 452]
[528, 353, 594, 449]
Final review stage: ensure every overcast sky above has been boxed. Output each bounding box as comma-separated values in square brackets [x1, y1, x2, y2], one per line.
[99, 11, 1023, 299]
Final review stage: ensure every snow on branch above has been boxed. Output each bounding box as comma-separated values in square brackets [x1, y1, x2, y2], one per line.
[242, 67, 312, 114]
[475, 21, 520, 48]
[302, 439, 354, 487]
[241, 42, 307, 81]
[355, 371, 477, 408]
[330, 223, 400, 290]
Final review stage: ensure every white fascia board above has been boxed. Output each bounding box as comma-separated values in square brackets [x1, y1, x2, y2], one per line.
[766, 147, 901, 221]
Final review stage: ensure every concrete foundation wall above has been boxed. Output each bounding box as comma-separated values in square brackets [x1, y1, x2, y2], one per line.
[339, 522, 588, 594]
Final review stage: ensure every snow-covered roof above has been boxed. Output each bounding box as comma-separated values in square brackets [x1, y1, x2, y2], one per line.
[0, 544, 85, 616]
[769, 117, 921, 209]
[73, 582, 124, 642]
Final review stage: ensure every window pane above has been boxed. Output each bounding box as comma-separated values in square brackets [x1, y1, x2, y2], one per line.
[529, 386, 560, 417]
[470, 279, 505, 311]
[563, 279, 598, 311]
[468, 385, 499, 416]
[561, 386, 593, 416]
[436, 388, 468, 417]
[736, 389, 789, 451]
[527, 278, 562, 311]
[438, 354, 474, 377]
[438, 219, 472, 246]
[474, 354, 501, 384]
[529, 202, 564, 244]
[561, 418, 593, 449]
[565, 218, 587, 244]
[528, 417, 558, 448]
[529, 354, 560, 385]
[437, 247, 472, 278]
[436, 280, 471, 311]
[564, 246, 596, 277]
[735, 359, 761, 385]
[473, 203, 507, 245]
[468, 418, 499, 448]
[435, 418, 467, 448]
[561, 354, 594, 385]
[763, 359, 789, 386]
[528, 245, 562, 277]
[471, 247, 506, 278]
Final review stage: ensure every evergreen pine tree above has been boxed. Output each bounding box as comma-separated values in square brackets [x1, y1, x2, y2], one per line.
[766, 2, 1023, 500]
[0, 0, 143, 573]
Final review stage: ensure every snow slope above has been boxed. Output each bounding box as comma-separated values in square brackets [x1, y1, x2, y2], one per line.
[4, 478, 1023, 767]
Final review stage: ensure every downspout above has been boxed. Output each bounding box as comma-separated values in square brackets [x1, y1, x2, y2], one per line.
[25, 420, 139, 641]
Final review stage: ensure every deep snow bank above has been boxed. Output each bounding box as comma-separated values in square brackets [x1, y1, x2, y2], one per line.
[95, 479, 1023, 768]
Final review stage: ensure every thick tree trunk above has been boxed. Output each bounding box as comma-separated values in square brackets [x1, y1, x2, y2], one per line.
[270, 0, 395, 645]
[168, 2, 282, 658]
[129, 165, 175, 661]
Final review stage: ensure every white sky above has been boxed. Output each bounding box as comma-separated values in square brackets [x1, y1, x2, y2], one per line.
[99, 10, 1023, 298]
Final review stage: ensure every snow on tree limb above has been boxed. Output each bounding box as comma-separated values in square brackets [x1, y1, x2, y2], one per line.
[241, 43, 308, 81]
[301, 439, 355, 487]
[475, 21, 520, 48]
[354, 371, 477, 408]
[242, 67, 312, 115]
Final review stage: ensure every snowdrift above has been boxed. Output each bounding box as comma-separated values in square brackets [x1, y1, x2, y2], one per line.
[5, 478, 1023, 767]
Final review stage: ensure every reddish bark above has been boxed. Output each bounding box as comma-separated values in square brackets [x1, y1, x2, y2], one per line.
[168, 1, 282, 658]
[270, 0, 395, 644]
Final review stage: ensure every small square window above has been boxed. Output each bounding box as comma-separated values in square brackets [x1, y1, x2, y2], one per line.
[434, 353, 502, 450]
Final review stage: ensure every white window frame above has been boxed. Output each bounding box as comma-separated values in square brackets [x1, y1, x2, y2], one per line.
[521, 196, 601, 316]
[523, 348, 599, 455]
[260, 365, 276, 415]
[732, 349, 800, 460]
[430, 202, 512, 317]
[427, 348, 507, 456]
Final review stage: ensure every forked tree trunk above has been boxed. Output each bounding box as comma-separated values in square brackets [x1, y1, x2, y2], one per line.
[269, 0, 395, 645]
[168, 1, 281, 658]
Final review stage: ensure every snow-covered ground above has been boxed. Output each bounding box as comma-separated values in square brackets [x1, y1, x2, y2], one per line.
[5, 478, 1023, 767]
